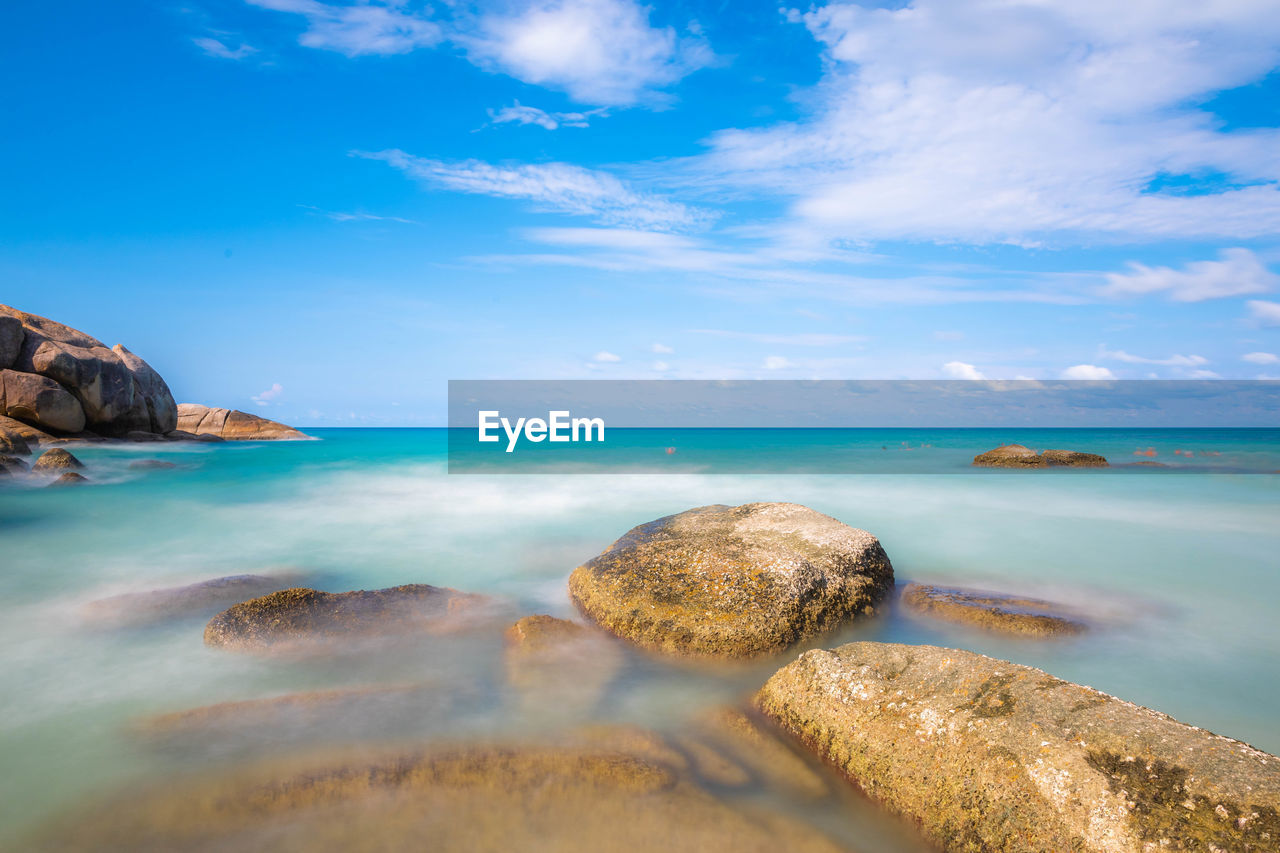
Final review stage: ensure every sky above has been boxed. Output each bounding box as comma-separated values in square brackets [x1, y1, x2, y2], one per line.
[3, 0, 1280, 426]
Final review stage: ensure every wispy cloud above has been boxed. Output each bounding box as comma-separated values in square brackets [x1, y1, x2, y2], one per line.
[592, 350, 622, 362]
[359, 151, 711, 231]
[487, 101, 608, 130]
[252, 382, 284, 405]
[194, 36, 259, 60]
[1247, 300, 1280, 326]
[1098, 347, 1208, 367]
[1101, 249, 1278, 302]
[246, 0, 441, 56]
[1242, 352, 1279, 365]
[298, 204, 418, 224]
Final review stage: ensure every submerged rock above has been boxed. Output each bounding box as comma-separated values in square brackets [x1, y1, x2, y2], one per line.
[47, 471, 88, 487]
[0, 454, 29, 475]
[175, 403, 309, 440]
[82, 573, 300, 628]
[0, 422, 30, 456]
[34, 729, 855, 852]
[127, 459, 178, 470]
[757, 642, 1280, 853]
[569, 503, 894, 659]
[900, 583, 1086, 637]
[503, 614, 624, 712]
[1041, 448, 1109, 467]
[32, 447, 84, 472]
[204, 584, 498, 651]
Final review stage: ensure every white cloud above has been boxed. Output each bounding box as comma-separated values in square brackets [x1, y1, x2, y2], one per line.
[691, 329, 863, 346]
[361, 151, 710, 231]
[298, 204, 418, 224]
[1101, 249, 1278, 302]
[488, 101, 608, 130]
[247, 0, 441, 56]
[1061, 364, 1116, 379]
[942, 361, 985, 380]
[1247, 300, 1280, 326]
[252, 382, 284, 405]
[689, 0, 1280, 244]
[1098, 347, 1208, 367]
[462, 0, 711, 105]
[1242, 352, 1279, 364]
[651, 343, 673, 354]
[652, 360, 671, 371]
[593, 351, 621, 362]
[194, 36, 258, 60]
[763, 356, 793, 370]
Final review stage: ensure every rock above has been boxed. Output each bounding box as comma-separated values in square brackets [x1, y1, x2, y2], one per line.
[176, 403, 309, 440]
[0, 454, 30, 475]
[33, 729, 853, 852]
[1126, 460, 1170, 468]
[504, 615, 624, 712]
[569, 503, 894, 658]
[0, 413, 53, 445]
[127, 459, 178, 470]
[48, 471, 89, 487]
[0, 368, 86, 433]
[1041, 449, 1109, 467]
[687, 709, 833, 799]
[0, 423, 29, 456]
[82, 574, 301, 628]
[164, 429, 222, 442]
[32, 447, 84, 472]
[974, 444, 1108, 468]
[0, 314, 22, 368]
[757, 642, 1280, 853]
[900, 583, 1086, 637]
[204, 584, 499, 651]
[124, 430, 165, 442]
[113, 344, 178, 434]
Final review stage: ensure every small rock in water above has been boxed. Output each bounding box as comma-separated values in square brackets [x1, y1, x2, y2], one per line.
[503, 614, 624, 713]
[32, 447, 83, 472]
[757, 641, 1280, 853]
[973, 444, 1108, 468]
[569, 502, 894, 658]
[128, 459, 178, 470]
[203, 584, 501, 651]
[900, 582, 1085, 637]
[82, 573, 301, 628]
[0, 454, 30, 475]
[47, 471, 88, 487]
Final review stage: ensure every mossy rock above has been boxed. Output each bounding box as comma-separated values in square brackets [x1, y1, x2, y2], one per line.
[568, 503, 894, 659]
[974, 445, 1108, 468]
[31, 730, 855, 852]
[900, 583, 1086, 637]
[204, 584, 499, 651]
[757, 642, 1280, 853]
[32, 447, 83, 471]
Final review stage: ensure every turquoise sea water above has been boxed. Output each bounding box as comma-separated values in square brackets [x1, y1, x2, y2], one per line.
[1, 427, 1278, 848]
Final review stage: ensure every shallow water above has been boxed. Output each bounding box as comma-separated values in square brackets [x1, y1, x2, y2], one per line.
[1, 428, 1278, 848]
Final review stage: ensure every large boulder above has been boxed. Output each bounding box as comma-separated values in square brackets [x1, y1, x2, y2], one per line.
[0, 314, 21, 368]
[204, 584, 499, 651]
[0, 305, 177, 436]
[900, 583, 1086, 637]
[569, 503, 894, 658]
[757, 642, 1280, 853]
[176, 403, 310, 440]
[0, 368, 86, 433]
[30, 730, 854, 852]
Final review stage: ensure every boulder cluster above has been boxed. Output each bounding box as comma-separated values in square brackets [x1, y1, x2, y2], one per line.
[974, 443, 1109, 468]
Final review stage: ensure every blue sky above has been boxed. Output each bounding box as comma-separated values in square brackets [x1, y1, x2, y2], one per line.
[3, 0, 1280, 425]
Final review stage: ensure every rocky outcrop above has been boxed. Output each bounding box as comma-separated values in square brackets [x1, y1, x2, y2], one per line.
[974, 444, 1108, 468]
[569, 503, 894, 658]
[176, 403, 310, 440]
[1, 368, 85, 433]
[204, 584, 498, 651]
[0, 305, 176, 435]
[48, 471, 89, 487]
[0, 314, 22, 368]
[0, 454, 30, 476]
[0, 420, 30, 455]
[900, 583, 1086, 637]
[32, 448, 83, 472]
[757, 642, 1280, 853]
[82, 574, 301, 629]
[0, 414, 50, 446]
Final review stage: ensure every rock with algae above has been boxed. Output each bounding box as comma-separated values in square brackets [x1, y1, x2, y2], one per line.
[569, 503, 894, 659]
[900, 583, 1086, 637]
[757, 641, 1280, 853]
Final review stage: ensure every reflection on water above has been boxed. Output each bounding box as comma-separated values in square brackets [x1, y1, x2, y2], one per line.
[1, 429, 1278, 849]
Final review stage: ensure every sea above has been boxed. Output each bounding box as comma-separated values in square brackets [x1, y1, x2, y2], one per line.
[1, 427, 1278, 849]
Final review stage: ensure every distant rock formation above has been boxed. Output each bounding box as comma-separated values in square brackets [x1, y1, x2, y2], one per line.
[0, 305, 307, 444]
[973, 443, 1108, 468]
[176, 403, 310, 441]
